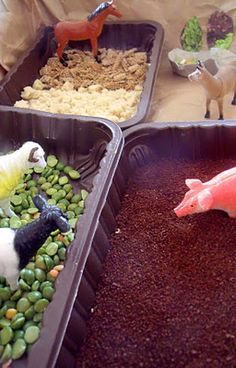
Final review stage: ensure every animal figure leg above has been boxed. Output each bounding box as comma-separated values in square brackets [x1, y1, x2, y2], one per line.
[217, 98, 224, 120]
[90, 37, 100, 62]
[62, 52, 69, 61]
[204, 98, 211, 119]
[56, 40, 69, 66]
[5, 272, 19, 291]
[231, 87, 236, 105]
[0, 198, 16, 218]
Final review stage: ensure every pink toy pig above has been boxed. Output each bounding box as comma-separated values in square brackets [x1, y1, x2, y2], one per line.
[174, 167, 236, 218]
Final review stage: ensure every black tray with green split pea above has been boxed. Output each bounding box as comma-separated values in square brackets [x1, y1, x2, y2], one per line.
[0, 21, 164, 130]
[0, 106, 123, 368]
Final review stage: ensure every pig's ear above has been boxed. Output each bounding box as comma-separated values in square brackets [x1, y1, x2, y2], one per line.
[198, 189, 213, 211]
[185, 179, 203, 190]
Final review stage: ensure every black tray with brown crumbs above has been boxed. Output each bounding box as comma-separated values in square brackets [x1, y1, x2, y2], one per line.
[0, 21, 164, 129]
[75, 121, 236, 368]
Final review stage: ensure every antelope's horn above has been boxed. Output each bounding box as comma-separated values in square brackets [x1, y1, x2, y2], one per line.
[197, 60, 203, 67]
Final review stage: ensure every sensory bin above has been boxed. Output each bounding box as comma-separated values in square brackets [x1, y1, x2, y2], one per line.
[77, 157, 236, 368]
[0, 154, 87, 364]
[0, 22, 164, 129]
[14, 48, 148, 123]
[73, 122, 236, 368]
[0, 108, 123, 368]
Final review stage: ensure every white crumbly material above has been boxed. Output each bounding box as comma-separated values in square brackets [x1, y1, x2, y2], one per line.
[14, 80, 143, 123]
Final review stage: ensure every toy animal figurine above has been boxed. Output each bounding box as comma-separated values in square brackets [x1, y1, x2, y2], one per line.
[188, 60, 236, 120]
[174, 166, 236, 218]
[0, 141, 46, 217]
[53, 0, 122, 66]
[0, 194, 70, 291]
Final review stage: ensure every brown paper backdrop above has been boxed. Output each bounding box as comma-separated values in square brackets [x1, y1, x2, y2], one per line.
[1, 0, 236, 122]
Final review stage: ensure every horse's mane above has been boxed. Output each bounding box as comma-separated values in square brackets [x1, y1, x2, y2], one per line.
[87, 2, 110, 21]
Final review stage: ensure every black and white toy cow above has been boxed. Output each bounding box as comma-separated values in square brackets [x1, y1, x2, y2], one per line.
[0, 195, 70, 290]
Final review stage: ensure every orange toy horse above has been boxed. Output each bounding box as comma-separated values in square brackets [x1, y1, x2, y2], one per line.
[53, 0, 122, 66]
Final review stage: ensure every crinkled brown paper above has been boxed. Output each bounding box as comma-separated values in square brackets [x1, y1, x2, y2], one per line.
[0, 0, 236, 122]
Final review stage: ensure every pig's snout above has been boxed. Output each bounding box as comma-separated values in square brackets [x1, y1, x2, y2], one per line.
[173, 203, 187, 217]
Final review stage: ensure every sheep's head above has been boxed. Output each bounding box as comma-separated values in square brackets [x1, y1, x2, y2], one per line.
[33, 195, 71, 233]
[21, 141, 47, 169]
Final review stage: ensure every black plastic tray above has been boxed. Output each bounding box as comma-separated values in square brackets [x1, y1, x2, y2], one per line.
[0, 21, 164, 130]
[0, 106, 123, 368]
[71, 120, 236, 367]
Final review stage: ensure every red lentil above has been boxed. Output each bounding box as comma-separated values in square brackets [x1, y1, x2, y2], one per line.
[77, 158, 236, 368]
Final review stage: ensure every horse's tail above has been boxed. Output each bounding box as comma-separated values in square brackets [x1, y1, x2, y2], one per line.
[39, 25, 57, 59]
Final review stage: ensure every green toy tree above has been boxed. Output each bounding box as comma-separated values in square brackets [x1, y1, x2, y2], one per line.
[181, 16, 203, 52]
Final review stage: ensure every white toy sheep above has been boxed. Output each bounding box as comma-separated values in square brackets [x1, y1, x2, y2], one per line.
[0, 141, 46, 217]
[0, 195, 70, 291]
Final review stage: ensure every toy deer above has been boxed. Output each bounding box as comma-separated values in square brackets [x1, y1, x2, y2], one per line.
[53, 0, 122, 66]
[188, 60, 236, 120]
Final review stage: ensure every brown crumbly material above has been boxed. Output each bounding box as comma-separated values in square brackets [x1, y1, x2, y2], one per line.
[39, 48, 148, 91]
[77, 158, 236, 368]
[14, 48, 148, 122]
